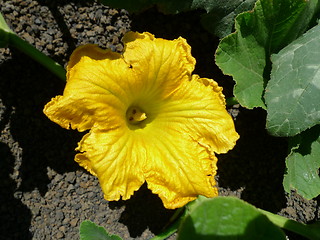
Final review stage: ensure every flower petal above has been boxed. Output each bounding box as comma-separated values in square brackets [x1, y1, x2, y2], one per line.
[144, 130, 219, 209]
[75, 127, 145, 201]
[75, 124, 218, 209]
[122, 32, 196, 99]
[141, 75, 239, 208]
[155, 74, 239, 154]
[44, 44, 133, 131]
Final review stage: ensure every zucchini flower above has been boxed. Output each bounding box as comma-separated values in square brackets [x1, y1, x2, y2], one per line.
[44, 32, 239, 209]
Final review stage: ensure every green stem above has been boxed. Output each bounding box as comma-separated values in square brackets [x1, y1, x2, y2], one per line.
[226, 97, 239, 106]
[259, 209, 320, 240]
[150, 207, 185, 240]
[2, 12, 65, 80]
[9, 33, 66, 81]
[0, 12, 12, 33]
[149, 217, 180, 240]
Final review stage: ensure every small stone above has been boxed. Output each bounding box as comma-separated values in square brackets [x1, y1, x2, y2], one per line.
[111, 35, 118, 44]
[56, 211, 64, 221]
[73, 203, 81, 210]
[58, 201, 66, 208]
[106, 25, 115, 32]
[93, 26, 104, 34]
[12, 10, 19, 17]
[47, 28, 55, 36]
[66, 184, 75, 193]
[86, 30, 95, 37]
[46, 44, 53, 51]
[31, 207, 40, 216]
[65, 172, 76, 183]
[62, 217, 70, 226]
[75, 24, 83, 31]
[56, 231, 64, 239]
[120, 9, 128, 15]
[87, 191, 96, 199]
[59, 225, 66, 233]
[81, 202, 90, 210]
[95, 9, 103, 19]
[100, 15, 110, 25]
[14, 191, 23, 199]
[34, 18, 42, 25]
[54, 174, 63, 183]
[21, 32, 34, 44]
[80, 182, 89, 188]
[109, 9, 118, 15]
[70, 218, 79, 227]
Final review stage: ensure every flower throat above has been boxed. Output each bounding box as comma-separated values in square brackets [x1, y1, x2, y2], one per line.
[126, 106, 147, 125]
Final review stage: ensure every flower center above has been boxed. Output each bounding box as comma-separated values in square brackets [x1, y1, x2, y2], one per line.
[126, 106, 147, 125]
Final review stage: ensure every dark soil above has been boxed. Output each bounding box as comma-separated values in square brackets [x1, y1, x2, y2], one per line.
[0, 0, 319, 239]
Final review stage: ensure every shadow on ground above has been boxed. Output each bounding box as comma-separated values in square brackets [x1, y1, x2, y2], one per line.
[218, 108, 288, 212]
[0, 51, 82, 195]
[109, 184, 175, 238]
[0, 142, 32, 239]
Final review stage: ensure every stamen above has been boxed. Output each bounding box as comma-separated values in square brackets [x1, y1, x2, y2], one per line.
[127, 106, 147, 125]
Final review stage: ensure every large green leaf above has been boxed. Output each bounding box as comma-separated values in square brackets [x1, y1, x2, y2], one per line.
[99, 0, 257, 38]
[266, 24, 320, 136]
[283, 126, 320, 200]
[200, 0, 257, 38]
[177, 197, 285, 240]
[80, 220, 123, 240]
[215, 0, 319, 109]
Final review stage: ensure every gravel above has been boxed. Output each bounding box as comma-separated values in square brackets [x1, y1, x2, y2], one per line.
[1, 1, 170, 239]
[0, 0, 319, 239]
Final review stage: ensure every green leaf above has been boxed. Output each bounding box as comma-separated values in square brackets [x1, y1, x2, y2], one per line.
[177, 196, 286, 240]
[99, 0, 257, 38]
[283, 125, 320, 200]
[265, 24, 320, 136]
[0, 12, 13, 48]
[215, 0, 319, 109]
[200, 0, 257, 38]
[80, 220, 123, 240]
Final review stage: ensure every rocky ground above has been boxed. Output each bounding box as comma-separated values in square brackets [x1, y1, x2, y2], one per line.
[0, 0, 319, 239]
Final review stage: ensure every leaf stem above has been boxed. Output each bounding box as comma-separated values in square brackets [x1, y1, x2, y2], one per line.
[259, 209, 320, 240]
[149, 218, 180, 240]
[150, 207, 186, 240]
[226, 97, 239, 106]
[1, 12, 66, 81]
[9, 33, 66, 81]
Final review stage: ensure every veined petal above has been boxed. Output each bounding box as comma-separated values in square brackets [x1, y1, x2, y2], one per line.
[144, 130, 219, 209]
[155, 75, 239, 154]
[122, 32, 196, 99]
[75, 124, 218, 209]
[75, 127, 145, 201]
[44, 44, 135, 131]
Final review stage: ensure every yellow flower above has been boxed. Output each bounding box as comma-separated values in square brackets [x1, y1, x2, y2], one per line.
[44, 31, 239, 209]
